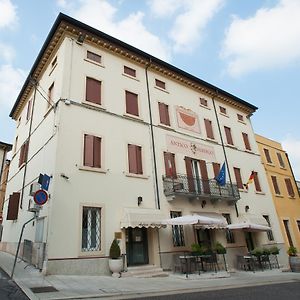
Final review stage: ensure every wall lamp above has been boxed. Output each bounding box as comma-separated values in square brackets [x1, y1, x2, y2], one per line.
[138, 196, 143, 206]
[245, 205, 250, 212]
[201, 200, 206, 208]
[76, 33, 86, 45]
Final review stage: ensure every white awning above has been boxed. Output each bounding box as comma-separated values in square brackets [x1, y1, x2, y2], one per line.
[162, 212, 227, 229]
[227, 214, 271, 232]
[120, 208, 166, 228]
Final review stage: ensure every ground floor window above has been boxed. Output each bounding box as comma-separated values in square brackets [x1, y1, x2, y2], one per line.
[82, 207, 101, 251]
[263, 215, 274, 241]
[222, 213, 235, 243]
[170, 211, 185, 247]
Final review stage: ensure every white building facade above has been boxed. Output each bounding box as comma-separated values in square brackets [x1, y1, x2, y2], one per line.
[1, 14, 287, 275]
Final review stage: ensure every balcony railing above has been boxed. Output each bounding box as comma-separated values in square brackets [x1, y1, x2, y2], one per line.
[162, 174, 240, 204]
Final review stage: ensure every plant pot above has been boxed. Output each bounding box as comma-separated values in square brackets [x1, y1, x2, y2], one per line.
[289, 256, 300, 272]
[108, 258, 123, 277]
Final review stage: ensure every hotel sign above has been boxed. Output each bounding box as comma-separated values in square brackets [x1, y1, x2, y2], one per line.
[166, 135, 216, 161]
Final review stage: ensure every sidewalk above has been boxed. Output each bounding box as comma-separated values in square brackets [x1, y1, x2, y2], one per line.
[1, 251, 300, 300]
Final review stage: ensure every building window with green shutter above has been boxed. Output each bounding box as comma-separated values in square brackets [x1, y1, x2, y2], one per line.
[170, 211, 185, 247]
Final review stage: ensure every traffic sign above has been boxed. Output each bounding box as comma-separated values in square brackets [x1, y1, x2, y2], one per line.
[33, 189, 48, 206]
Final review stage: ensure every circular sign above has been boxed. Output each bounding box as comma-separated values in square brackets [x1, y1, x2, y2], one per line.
[33, 189, 48, 206]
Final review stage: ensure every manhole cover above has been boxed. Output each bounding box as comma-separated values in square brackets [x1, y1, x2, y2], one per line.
[30, 286, 58, 293]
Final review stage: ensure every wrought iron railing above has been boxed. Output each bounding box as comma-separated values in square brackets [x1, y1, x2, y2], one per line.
[162, 174, 240, 203]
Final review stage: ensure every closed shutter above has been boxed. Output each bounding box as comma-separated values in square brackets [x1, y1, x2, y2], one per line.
[19, 141, 29, 167]
[224, 127, 233, 145]
[253, 172, 262, 192]
[128, 144, 142, 174]
[264, 148, 272, 163]
[185, 157, 195, 192]
[234, 167, 243, 189]
[26, 99, 32, 121]
[242, 133, 251, 150]
[212, 162, 220, 178]
[285, 178, 295, 197]
[159, 103, 170, 126]
[164, 152, 177, 178]
[93, 136, 101, 168]
[126, 91, 139, 116]
[7, 192, 20, 220]
[204, 119, 214, 139]
[136, 146, 143, 174]
[200, 160, 210, 194]
[124, 66, 136, 77]
[271, 176, 280, 194]
[84, 135, 94, 167]
[86, 77, 101, 105]
[155, 79, 165, 89]
[277, 153, 285, 168]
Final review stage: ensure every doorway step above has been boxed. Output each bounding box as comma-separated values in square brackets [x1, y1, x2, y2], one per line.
[121, 265, 168, 278]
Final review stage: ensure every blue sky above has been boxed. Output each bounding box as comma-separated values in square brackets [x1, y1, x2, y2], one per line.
[0, 0, 299, 178]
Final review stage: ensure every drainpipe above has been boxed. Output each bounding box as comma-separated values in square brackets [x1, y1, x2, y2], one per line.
[212, 91, 239, 217]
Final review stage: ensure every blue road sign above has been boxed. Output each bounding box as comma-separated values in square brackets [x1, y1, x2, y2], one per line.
[33, 190, 48, 206]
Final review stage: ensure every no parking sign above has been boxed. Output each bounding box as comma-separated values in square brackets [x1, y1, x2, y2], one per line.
[33, 189, 48, 206]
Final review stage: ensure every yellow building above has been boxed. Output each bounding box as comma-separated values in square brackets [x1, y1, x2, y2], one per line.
[256, 134, 300, 253]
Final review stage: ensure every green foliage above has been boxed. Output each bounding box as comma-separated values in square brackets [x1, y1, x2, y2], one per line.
[287, 246, 297, 256]
[213, 242, 226, 254]
[191, 243, 210, 255]
[262, 248, 271, 256]
[250, 248, 263, 257]
[269, 246, 280, 255]
[109, 239, 121, 259]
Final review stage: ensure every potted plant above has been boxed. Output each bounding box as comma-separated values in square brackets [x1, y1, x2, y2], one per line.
[213, 242, 226, 254]
[250, 248, 263, 257]
[269, 246, 280, 255]
[287, 246, 299, 272]
[108, 239, 123, 277]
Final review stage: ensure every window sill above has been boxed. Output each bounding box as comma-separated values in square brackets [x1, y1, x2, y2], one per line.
[266, 162, 275, 167]
[79, 166, 107, 174]
[244, 149, 253, 154]
[275, 194, 284, 198]
[219, 112, 229, 118]
[154, 86, 169, 94]
[238, 120, 246, 125]
[78, 250, 104, 257]
[157, 124, 174, 131]
[82, 101, 106, 111]
[288, 196, 296, 199]
[279, 166, 287, 170]
[84, 58, 105, 68]
[122, 73, 139, 81]
[199, 104, 211, 110]
[226, 144, 236, 149]
[205, 137, 218, 144]
[255, 191, 265, 195]
[239, 188, 248, 193]
[125, 172, 149, 179]
[123, 113, 144, 122]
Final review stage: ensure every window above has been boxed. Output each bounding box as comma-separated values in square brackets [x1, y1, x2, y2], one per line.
[26, 99, 32, 121]
[125, 91, 139, 116]
[204, 119, 214, 139]
[263, 215, 274, 241]
[6, 192, 20, 220]
[297, 220, 300, 232]
[277, 152, 285, 168]
[237, 114, 244, 122]
[19, 140, 29, 167]
[283, 220, 294, 247]
[224, 126, 234, 145]
[83, 134, 101, 168]
[264, 148, 272, 164]
[170, 211, 185, 247]
[86, 77, 101, 105]
[128, 144, 143, 174]
[87, 51, 101, 64]
[155, 79, 166, 89]
[242, 133, 251, 151]
[124, 66, 136, 77]
[158, 102, 170, 126]
[51, 56, 57, 68]
[82, 207, 101, 252]
[212, 162, 220, 178]
[163, 152, 177, 178]
[285, 178, 295, 197]
[14, 136, 18, 153]
[271, 176, 281, 195]
[200, 98, 208, 107]
[222, 214, 235, 243]
[48, 83, 54, 108]
[219, 106, 227, 114]
[253, 171, 262, 192]
[233, 167, 243, 189]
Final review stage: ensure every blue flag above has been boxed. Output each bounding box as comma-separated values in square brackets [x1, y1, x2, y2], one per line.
[215, 162, 226, 186]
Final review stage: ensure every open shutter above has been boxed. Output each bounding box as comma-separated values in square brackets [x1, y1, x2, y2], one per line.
[212, 162, 220, 178]
[204, 119, 214, 139]
[271, 176, 280, 195]
[200, 160, 210, 194]
[242, 133, 251, 150]
[84, 135, 94, 167]
[136, 146, 143, 174]
[253, 172, 262, 192]
[7, 192, 20, 220]
[164, 152, 177, 178]
[224, 127, 233, 145]
[128, 144, 137, 174]
[93, 136, 101, 168]
[234, 167, 243, 189]
[285, 178, 295, 197]
[185, 157, 195, 192]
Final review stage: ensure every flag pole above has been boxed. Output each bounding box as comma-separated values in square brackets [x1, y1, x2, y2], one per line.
[212, 92, 239, 217]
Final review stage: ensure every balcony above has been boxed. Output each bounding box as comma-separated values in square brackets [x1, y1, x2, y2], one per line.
[162, 174, 240, 204]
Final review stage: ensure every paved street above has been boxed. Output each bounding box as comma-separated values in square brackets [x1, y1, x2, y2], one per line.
[129, 282, 300, 300]
[0, 267, 29, 300]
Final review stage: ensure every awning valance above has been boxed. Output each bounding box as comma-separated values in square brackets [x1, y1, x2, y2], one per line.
[227, 214, 271, 232]
[120, 208, 166, 228]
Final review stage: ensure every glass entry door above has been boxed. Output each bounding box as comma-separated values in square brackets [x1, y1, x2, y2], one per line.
[244, 232, 255, 252]
[195, 228, 213, 250]
[126, 228, 149, 266]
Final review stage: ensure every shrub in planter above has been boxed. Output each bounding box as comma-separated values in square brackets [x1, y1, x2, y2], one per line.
[287, 246, 297, 257]
[251, 248, 263, 257]
[269, 246, 280, 255]
[108, 239, 122, 277]
[110, 239, 121, 259]
[213, 242, 226, 254]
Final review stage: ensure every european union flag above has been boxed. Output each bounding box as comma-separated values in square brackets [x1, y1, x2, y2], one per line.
[215, 162, 226, 186]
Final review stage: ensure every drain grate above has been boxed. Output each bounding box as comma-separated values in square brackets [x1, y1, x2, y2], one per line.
[30, 286, 58, 293]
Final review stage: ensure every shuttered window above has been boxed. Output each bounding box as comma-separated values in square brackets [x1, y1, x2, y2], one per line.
[128, 144, 143, 174]
[242, 132, 251, 151]
[86, 77, 101, 105]
[285, 178, 295, 197]
[155, 79, 166, 89]
[204, 119, 214, 139]
[253, 172, 262, 192]
[212, 162, 220, 178]
[200, 160, 210, 194]
[48, 83, 54, 107]
[237, 114, 244, 122]
[224, 126, 234, 145]
[234, 167, 243, 189]
[125, 91, 139, 116]
[19, 140, 29, 167]
[26, 99, 32, 121]
[6, 192, 20, 220]
[158, 102, 170, 126]
[163, 152, 177, 178]
[124, 66, 136, 77]
[264, 148, 272, 163]
[200, 98, 208, 107]
[170, 211, 185, 247]
[263, 215, 274, 241]
[277, 152, 285, 168]
[283, 220, 294, 247]
[222, 214, 235, 243]
[87, 51, 101, 64]
[83, 134, 101, 168]
[271, 176, 280, 195]
[220, 106, 227, 114]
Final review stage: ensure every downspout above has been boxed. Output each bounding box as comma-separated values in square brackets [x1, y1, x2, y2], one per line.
[212, 91, 239, 217]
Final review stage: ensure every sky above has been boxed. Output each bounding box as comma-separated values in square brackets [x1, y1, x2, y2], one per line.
[0, 0, 299, 178]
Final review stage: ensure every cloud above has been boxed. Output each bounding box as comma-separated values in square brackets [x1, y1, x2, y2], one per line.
[0, 0, 17, 29]
[0, 43, 15, 61]
[282, 136, 300, 179]
[0, 64, 26, 108]
[149, 0, 182, 18]
[57, 0, 171, 61]
[221, 0, 300, 76]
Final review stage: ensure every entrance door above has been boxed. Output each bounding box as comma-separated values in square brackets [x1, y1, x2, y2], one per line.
[196, 228, 213, 250]
[244, 232, 255, 252]
[126, 228, 149, 266]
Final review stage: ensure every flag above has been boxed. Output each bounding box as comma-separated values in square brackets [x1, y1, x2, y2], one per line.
[215, 162, 226, 186]
[243, 171, 255, 190]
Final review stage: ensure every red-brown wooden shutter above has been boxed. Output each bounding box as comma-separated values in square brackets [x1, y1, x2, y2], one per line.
[212, 162, 220, 178]
[234, 167, 243, 189]
[224, 126, 233, 145]
[285, 178, 295, 197]
[155, 79, 165, 89]
[87, 51, 101, 64]
[136, 146, 143, 174]
[26, 99, 32, 121]
[84, 134, 94, 167]
[159, 103, 170, 126]
[204, 119, 214, 139]
[242, 133, 251, 150]
[164, 152, 177, 178]
[128, 144, 137, 174]
[124, 66, 136, 77]
[200, 160, 210, 194]
[185, 157, 195, 192]
[93, 136, 101, 168]
[19, 143, 24, 167]
[6, 192, 20, 220]
[271, 176, 280, 194]
[86, 77, 101, 105]
[126, 91, 139, 116]
[264, 148, 272, 163]
[253, 172, 262, 192]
